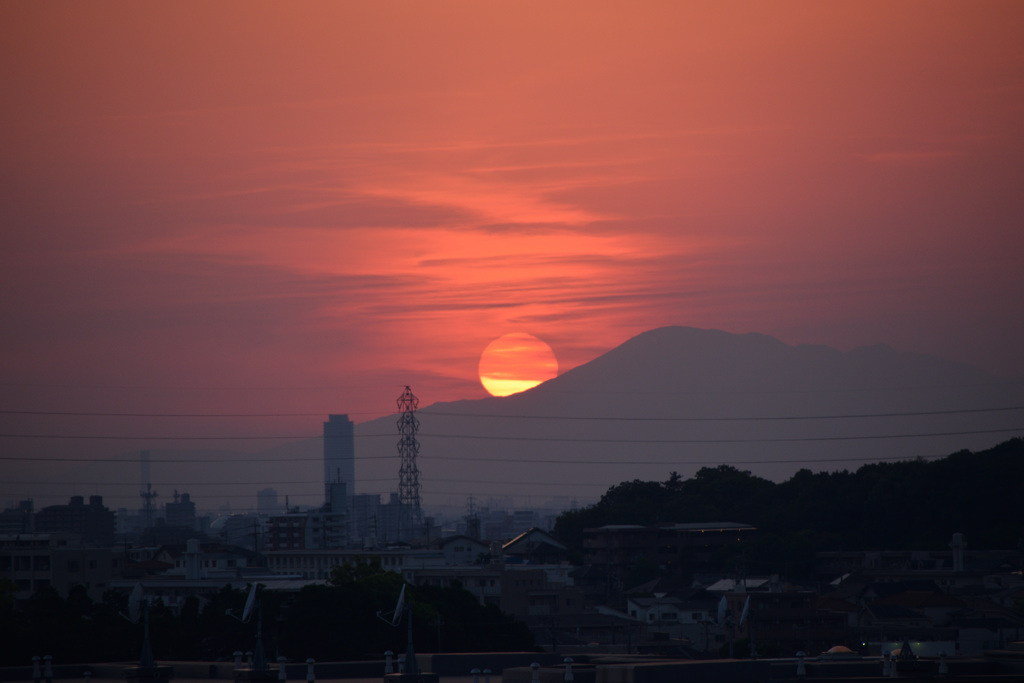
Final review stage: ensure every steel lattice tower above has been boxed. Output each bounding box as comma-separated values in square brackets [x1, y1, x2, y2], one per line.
[396, 386, 423, 532]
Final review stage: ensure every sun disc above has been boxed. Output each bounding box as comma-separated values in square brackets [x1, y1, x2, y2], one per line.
[478, 333, 558, 397]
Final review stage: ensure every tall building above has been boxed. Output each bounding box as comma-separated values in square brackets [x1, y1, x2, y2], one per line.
[323, 414, 355, 503]
[349, 493, 381, 548]
[257, 487, 282, 515]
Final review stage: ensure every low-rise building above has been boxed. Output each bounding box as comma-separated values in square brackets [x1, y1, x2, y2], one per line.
[33, 496, 116, 547]
[405, 565, 503, 606]
[163, 539, 264, 579]
[725, 589, 848, 657]
[503, 528, 569, 564]
[436, 534, 491, 565]
[584, 522, 757, 585]
[0, 533, 121, 602]
[263, 547, 446, 580]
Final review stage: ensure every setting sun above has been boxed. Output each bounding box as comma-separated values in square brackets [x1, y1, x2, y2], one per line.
[478, 333, 559, 397]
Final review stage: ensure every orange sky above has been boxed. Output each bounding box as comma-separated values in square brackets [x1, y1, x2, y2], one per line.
[2, 2, 1023, 470]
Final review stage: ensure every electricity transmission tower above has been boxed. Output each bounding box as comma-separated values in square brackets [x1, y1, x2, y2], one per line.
[396, 386, 423, 537]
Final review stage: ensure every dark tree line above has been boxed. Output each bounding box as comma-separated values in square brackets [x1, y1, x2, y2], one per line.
[553, 438, 1024, 578]
[0, 557, 535, 666]
[284, 557, 534, 660]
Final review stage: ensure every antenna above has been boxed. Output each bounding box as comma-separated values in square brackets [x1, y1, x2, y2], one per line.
[465, 495, 480, 540]
[139, 450, 158, 530]
[396, 386, 423, 538]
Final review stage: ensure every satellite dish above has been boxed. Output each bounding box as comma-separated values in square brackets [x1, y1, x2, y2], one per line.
[376, 583, 408, 627]
[242, 582, 260, 623]
[391, 584, 406, 627]
[128, 583, 144, 623]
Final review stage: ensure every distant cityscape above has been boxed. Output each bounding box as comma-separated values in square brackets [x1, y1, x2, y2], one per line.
[2, 407, 1022, 666]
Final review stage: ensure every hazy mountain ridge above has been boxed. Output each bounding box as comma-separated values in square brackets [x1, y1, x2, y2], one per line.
[551, 327, 992, 393]
[355, 326, 1024, 507]
[18, 327, 1019, 513]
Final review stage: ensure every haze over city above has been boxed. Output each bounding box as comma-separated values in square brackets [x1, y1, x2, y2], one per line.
[2, 2, 1023, 513]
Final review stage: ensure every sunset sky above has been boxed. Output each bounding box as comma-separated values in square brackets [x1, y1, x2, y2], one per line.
[2, 2, 1023, 506]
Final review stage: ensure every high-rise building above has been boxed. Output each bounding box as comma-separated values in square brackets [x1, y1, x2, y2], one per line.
[323, 414, 355, 502]
[257, 487, 282, 515]
[349, 493, 381, 548]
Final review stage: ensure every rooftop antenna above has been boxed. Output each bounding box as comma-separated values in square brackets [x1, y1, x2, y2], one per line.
[465, 495, 481, 540]
[396, 386, 423, 538]
[139, 450, 158, 529]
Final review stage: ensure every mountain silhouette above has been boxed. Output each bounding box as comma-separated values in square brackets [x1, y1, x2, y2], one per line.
[354, 327, 1024, 509]
[33, 327, 1020, 516]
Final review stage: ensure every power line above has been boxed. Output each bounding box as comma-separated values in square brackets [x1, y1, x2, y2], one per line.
[3, 405, 1022, 420]
[418, 427, 1024, 444]
[0, 433, 342, 441]
[0, 479, 399, 487]
[0, 454, 387, 464]
[0, 410, 336, 418]
[0, 451, 953, 495]
[525, 380, 1024, 395]
[0, 425, 1020, 445]
[427, 406, 1024, 421]
[0, 451, 960, 467]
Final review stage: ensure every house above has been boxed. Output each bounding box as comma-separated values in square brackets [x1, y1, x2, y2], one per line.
[161, 539, 264, 580]
[404, 565, 503, 606]
[436, 534, 490, 565]
[500, 565, 586, 620]
[502, 527, 568, 564]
